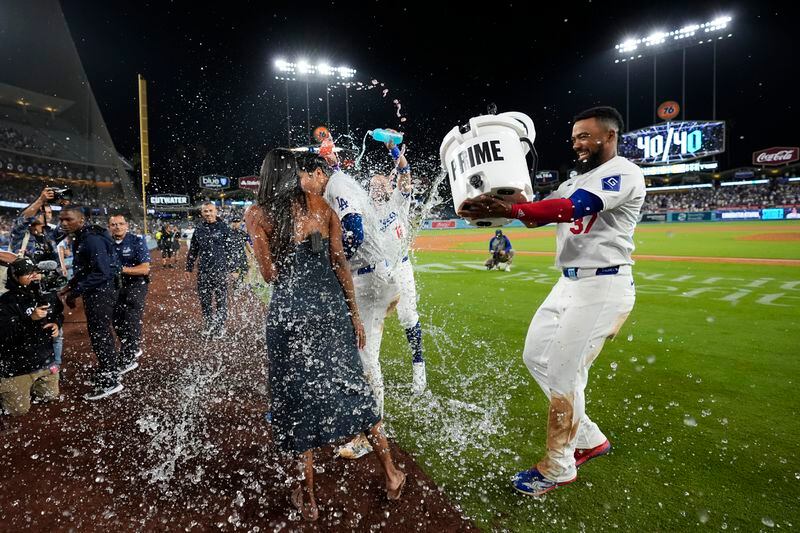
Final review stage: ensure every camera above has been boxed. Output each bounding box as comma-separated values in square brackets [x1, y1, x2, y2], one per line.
[34, 260, 68, 301]
[48, 187, 73, 202]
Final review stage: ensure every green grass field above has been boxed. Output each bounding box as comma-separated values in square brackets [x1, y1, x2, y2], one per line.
[380, 221, 799, 531]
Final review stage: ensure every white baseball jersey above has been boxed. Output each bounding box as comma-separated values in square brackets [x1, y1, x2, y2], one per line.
[548, 156, 645, 268]
[324, 170, 385, 271]
[374, 188, 412, 269]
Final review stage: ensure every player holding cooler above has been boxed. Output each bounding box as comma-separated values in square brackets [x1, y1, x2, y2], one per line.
[459, 106, 645, 496]
[369, 138, 427, 394]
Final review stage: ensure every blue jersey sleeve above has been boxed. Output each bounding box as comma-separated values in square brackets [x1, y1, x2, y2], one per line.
[569, 188, 605, 219]
[341, 213, 364, 260]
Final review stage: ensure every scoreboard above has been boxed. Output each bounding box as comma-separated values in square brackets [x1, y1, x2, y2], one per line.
[620, 121, 725, 165]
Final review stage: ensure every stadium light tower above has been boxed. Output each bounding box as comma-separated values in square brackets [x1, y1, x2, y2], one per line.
[613, 15, 733, 128]
[274, 58, 358, 144]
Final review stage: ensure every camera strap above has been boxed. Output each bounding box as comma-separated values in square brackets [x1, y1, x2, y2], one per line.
[17, 231, 31, 257]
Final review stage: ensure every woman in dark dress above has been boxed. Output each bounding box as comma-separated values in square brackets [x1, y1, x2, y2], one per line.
[244, 149, 405, 521]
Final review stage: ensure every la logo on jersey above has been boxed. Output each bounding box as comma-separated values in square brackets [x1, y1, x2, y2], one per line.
[601, 175, 621, 192]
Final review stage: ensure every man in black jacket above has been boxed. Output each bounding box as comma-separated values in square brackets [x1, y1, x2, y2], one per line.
[58, 206, 124, 400]
[0, 258, 63, 419]
[186, 202, 237, 338]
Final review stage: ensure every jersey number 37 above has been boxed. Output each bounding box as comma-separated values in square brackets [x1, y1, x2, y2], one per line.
[569, 213, 598, 235]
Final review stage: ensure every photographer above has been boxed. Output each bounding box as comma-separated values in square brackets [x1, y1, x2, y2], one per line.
[58, 205, 123, 401]
[9, 187, 65, 261]
[109, 214, 150, 369]
[0, 258, 63, 422]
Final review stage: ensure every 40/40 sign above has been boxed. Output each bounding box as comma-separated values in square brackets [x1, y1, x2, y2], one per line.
[620, 121, 726, 165]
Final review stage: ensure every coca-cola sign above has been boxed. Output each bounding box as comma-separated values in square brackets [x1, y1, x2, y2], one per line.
[752, 147, 799, 166]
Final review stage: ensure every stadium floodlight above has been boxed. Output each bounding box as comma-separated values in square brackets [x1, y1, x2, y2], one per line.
[614, 14, 733, 60]
[272, 57, 360, 142]
[613, 13, 733, 129]
[297, 60, 312, 75]
[272, 57, 357, 82]
[645, 31, 666, 47]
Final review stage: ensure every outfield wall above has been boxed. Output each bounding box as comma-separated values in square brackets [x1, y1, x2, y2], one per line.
[423, 207, 800, 229]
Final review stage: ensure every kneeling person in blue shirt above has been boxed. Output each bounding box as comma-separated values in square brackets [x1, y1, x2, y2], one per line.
[109, 214, 150, 370]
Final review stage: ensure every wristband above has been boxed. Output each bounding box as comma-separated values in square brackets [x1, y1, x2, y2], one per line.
[389, 146, 401, 160]
[398, 165, 410, 174]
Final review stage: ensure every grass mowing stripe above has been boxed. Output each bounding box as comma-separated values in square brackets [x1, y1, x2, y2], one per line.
[380, 250, 799, 531]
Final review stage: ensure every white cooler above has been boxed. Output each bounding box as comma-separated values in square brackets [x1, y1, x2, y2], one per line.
[440, 111, 536, 227]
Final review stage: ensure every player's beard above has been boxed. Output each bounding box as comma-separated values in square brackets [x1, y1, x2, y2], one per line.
[575, 150, 603, 174]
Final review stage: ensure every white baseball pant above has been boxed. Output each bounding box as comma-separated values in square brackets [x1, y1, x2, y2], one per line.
[354, 270, 400, 416]
[393, 259, 419, 330]
[522, 266, 635, 482]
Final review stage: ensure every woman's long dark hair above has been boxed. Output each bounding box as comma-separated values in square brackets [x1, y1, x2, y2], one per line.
[257, 148, 306, 267]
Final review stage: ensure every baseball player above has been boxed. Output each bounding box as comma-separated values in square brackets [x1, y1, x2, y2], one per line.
[369, 141, 426, 394]
[459, 106, 645, 496]
[296, 151, 399, 460]
[485, 229, 515, 271]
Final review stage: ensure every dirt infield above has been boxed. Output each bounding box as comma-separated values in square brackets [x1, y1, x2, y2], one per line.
[0, 259, 476, 532]
[737, 232, 800, 241]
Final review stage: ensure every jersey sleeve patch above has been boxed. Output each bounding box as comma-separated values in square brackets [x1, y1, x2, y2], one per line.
[601, 175, 621, 192]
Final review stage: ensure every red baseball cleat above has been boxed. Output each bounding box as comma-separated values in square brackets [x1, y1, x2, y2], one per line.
[574, 439, 612, 468]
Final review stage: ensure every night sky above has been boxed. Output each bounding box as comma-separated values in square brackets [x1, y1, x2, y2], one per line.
[59, 0, 796, 195]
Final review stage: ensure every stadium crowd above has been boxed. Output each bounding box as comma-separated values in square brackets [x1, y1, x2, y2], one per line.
[0, 126, 42, 153]
[643, 182, 800, 212]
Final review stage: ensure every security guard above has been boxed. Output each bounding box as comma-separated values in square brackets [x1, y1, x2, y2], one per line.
[186, 202, 236, 337]
[58, 205, 123, 401]
[109, 214, 150, 369]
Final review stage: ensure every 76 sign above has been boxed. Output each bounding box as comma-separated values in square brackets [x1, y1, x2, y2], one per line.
[657, 101, 681, 121]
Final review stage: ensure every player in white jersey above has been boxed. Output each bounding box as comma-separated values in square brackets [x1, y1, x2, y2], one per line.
[296, 151, 400, 459]
[459, 106, 645, 497]
[369, 140, 427, 394]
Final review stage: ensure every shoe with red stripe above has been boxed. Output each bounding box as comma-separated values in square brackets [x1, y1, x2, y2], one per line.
[511, 467, 576, 497]
[574, 439, 611, 468]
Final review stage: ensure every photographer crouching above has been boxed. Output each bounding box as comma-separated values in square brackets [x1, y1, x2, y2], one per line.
[0, 258, 63, 430]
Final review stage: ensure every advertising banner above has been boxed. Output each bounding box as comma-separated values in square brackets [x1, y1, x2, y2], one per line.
[149, 194, 190, 207]
[238, 176, 260, 191]
[199, 175, 230, 190]
[640, 213, 668, 223]
[752, 147, 799, 166]
[671, 211, 714, 222]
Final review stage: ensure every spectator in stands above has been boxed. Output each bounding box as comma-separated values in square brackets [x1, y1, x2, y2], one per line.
[642, 182, 800, 213]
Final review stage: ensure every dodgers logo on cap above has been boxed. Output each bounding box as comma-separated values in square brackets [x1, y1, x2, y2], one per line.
[601, 175, 621, 192]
